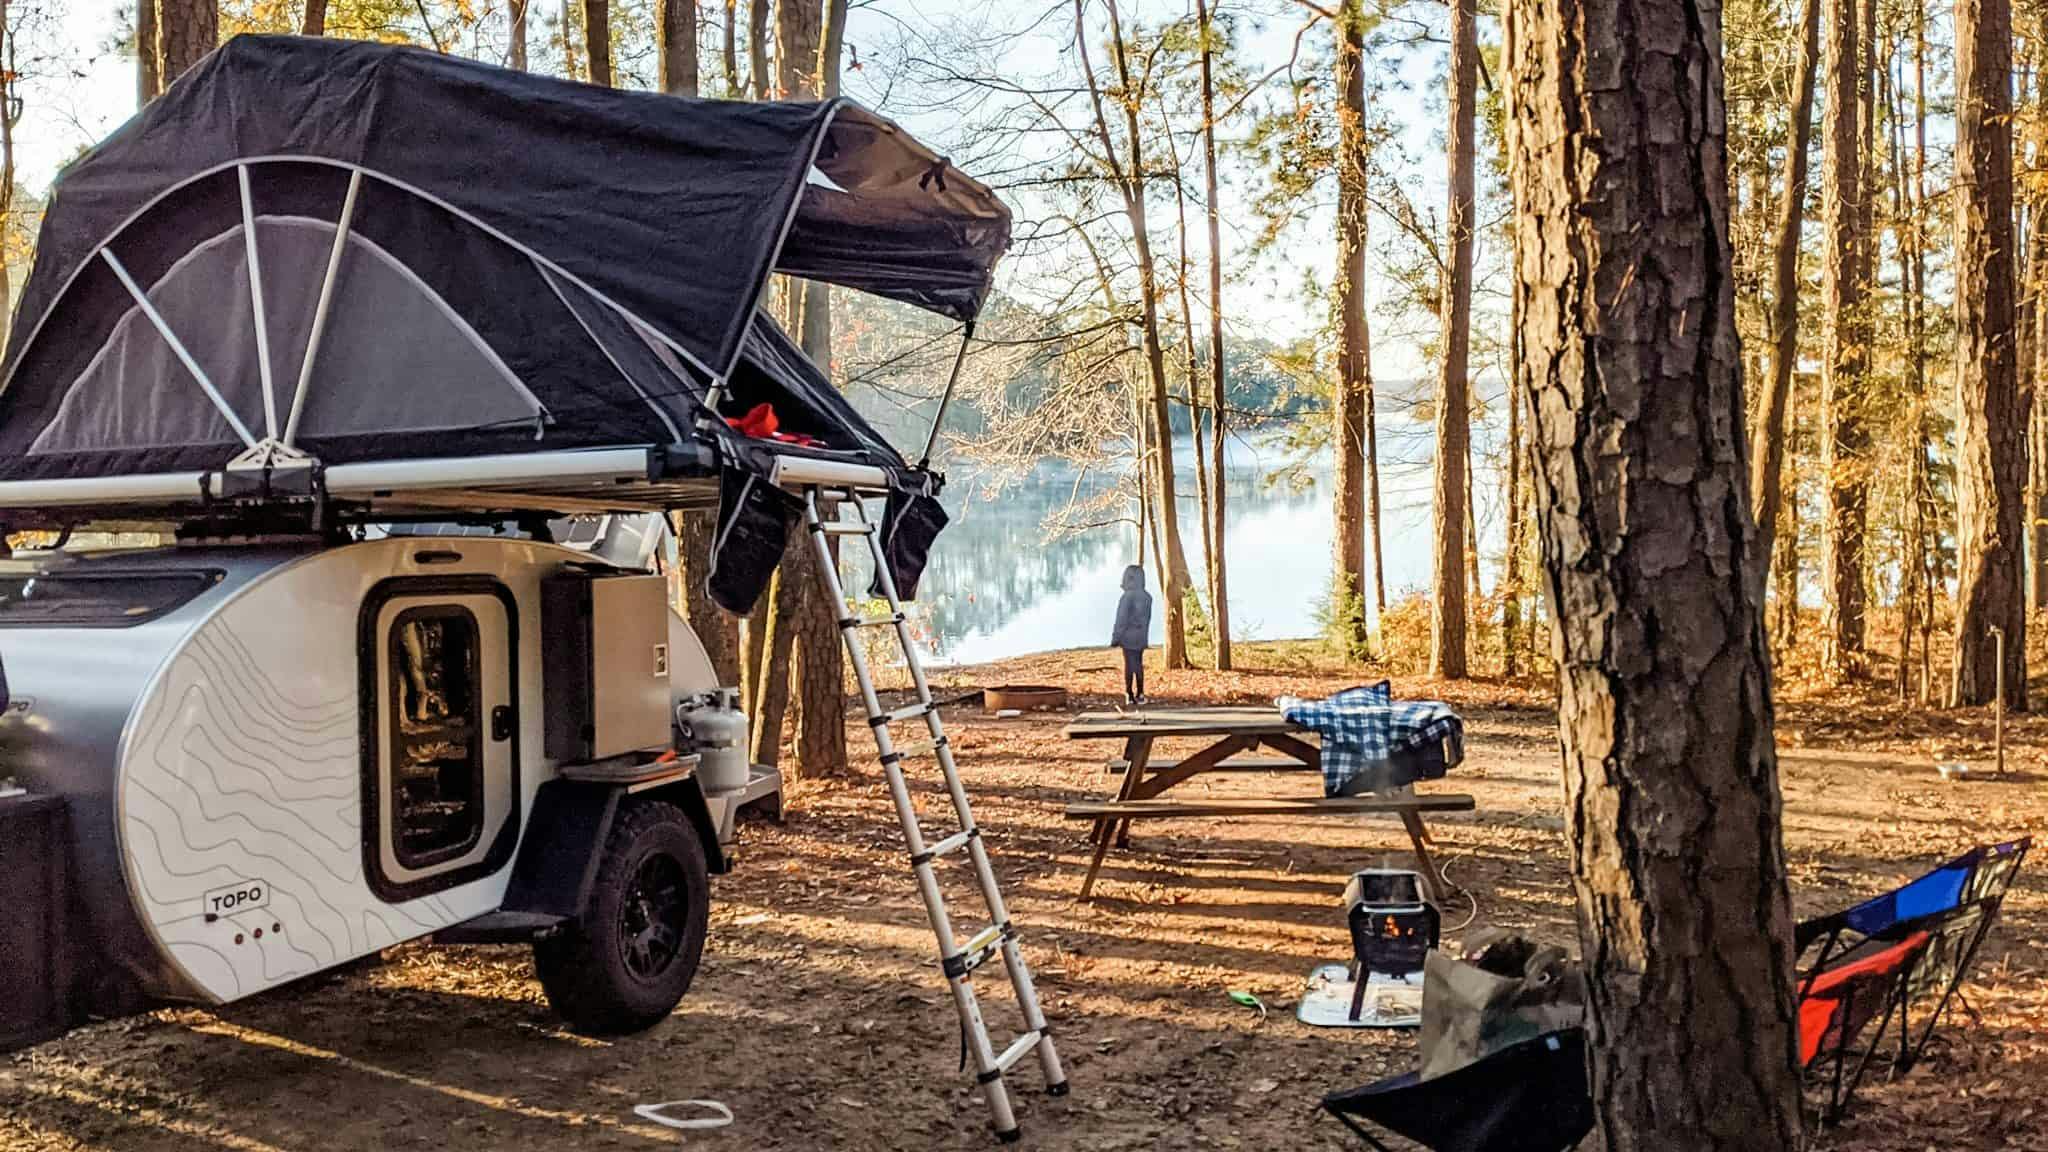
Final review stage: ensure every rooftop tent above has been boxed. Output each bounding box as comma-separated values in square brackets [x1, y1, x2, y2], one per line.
[0, 35, 1008, 605]
[3, 35, 1009, 393]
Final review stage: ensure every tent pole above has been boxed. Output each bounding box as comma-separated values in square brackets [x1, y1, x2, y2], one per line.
[99, 249, 259, 450]
[285, 169, 363, 447]
[238, 166, 280, 439]
[917, 322, 974, 469]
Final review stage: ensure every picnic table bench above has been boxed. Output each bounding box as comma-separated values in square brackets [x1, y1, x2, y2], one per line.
[1062, 707, 1474, 900]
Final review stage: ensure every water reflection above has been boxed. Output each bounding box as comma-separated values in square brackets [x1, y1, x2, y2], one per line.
[844, 437, 1384, 665]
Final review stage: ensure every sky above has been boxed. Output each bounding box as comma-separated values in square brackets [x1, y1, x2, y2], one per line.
[16, 1, 1458, 386]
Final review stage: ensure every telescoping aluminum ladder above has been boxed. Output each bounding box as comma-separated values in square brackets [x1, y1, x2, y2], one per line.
[796, 481, 1068, 1142]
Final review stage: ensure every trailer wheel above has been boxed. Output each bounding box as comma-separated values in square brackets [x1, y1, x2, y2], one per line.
[535, 799, 709, 1034]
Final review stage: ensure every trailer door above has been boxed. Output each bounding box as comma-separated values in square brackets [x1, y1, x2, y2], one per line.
[364, 581, 519, 900]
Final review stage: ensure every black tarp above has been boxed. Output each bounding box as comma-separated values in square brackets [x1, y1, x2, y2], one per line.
[3, 34, 1009, 390]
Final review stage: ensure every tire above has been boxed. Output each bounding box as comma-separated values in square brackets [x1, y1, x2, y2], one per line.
[534, 799, 709, 1034]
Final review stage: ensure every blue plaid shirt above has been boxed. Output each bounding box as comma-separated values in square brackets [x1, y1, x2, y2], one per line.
[1277, 681, 1464, 796]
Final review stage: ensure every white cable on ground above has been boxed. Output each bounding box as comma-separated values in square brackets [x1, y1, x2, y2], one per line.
[634, 1100, 735, 1131]
[1437, 849, 1482, 933]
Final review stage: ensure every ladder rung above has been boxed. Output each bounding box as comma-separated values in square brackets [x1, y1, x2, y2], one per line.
[943, 922, 1012, 980]
[994, 1031, 1043, 1075]
[913, 827, 979, 866]
[869, 702, 935, 728]
[840, 611, 906, 631]
[818, 520, 876, 536]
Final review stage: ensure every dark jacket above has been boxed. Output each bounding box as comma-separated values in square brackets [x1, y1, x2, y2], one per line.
[1111, 565, 1152, 651]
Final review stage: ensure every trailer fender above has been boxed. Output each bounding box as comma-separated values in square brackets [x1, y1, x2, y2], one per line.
[499, 777, 729, 925]
[637, 773, 731, 876]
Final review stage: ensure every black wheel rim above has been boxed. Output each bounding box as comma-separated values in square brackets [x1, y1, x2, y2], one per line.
[619, 852, 687, 981]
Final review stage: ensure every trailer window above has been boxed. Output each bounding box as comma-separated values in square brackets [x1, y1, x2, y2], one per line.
[0, 571, 221, 628]
[387, 606, 485, 867]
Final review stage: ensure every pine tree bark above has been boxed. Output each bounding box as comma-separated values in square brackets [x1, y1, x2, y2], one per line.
[302, 0, 327, 36]
[583, 0, 612, 86]
[1953, 0, 2028, 710]
[658, 0, 699, 95]
[137, 0, 160, 102]
[1505, 0, 1806, 1139]
[750, 562, 796, 767]
[1751, 0, 1821, 582]
[775, 0, 820, 98]
[748, 0, 770, 98]
[1331, 0, 1372, 659]
[674, 511, 741, 687]
[1430, 0, 1475, 681]
[156, 0, 216, 86]
[1198, 0, 1232, 671]
[1818, 0, 1867, 681]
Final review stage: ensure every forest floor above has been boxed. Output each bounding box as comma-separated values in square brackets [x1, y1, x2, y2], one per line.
[5, 641, 2046, 1151]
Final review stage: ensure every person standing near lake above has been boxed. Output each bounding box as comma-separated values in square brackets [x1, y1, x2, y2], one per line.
[1111, 565, 1153, 706]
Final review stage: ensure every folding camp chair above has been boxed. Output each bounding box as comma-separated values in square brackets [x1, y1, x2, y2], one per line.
[1321, 1029, 1593, 1152]
[1796, 930, 1933, 1124]
[1795, 838, 2030, 1074]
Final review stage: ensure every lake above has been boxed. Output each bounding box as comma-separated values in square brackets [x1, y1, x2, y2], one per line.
[842, 436, 1442, 665]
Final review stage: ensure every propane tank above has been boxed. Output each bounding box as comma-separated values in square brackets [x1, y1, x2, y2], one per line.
[678, 688, 750, 794]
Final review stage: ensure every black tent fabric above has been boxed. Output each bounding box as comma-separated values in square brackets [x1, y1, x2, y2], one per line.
[2, 34, 1010, 390]
[0, 35, 981, 611]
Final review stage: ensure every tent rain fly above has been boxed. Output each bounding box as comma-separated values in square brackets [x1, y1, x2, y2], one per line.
[0, 36, 1008, 610]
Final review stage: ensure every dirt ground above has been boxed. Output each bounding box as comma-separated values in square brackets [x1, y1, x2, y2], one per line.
[5, 642, 2045, 1151]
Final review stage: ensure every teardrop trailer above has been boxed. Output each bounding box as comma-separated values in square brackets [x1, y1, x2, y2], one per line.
[0, 36, 1063, 1141]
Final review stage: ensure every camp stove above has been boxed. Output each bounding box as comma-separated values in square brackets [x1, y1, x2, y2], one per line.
[1343, 869, 1439, 1026]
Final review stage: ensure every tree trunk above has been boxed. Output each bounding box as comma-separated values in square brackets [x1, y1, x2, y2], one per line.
[583, 0, 612, 85]
[674, 511, 742, 687]
[1502, 370, 1524, 677]
[1430, 0, 1475, 681]
[750, 562, 796, 767]
[1819, 0, 1867, 681]
[786, 509, 845, 779]
[767, 1, 849, 779]
[156, 0, 217, 86]
[1332, 0, 1372, 660]
[1078, 0, 1190, 669]
[1172, 159, 1217, 661]
[723, 0, 740, 95]
[1750, 0, 1821, 581]
[658, 0, 699, 95]
[776, 0, 820, 98]
[1197, 0, 1232, 671]
[302, 0, 327, 36]
[137, 0, 160, 102]
[508, 0, 530, 70]
[1505, 0, 1807, 1141]
[2035, 244, 2048, 616]
[742, 583, 770, 735]
[1953, 0, 2028, 710]
[821, 0, 848, 98]
[1365, 273, 1386, 625]
[2029, 10, 2048, 616]
[749, 0, 770, 98]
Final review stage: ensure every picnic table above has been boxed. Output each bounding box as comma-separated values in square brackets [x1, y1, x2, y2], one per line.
[1062, 707, 1474, 900]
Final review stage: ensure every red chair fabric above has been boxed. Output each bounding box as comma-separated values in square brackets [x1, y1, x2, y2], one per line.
[1797, 930, 1931, 1067]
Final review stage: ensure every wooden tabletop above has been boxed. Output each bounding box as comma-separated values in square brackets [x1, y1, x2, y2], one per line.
[1063, 707, 1307, 739]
